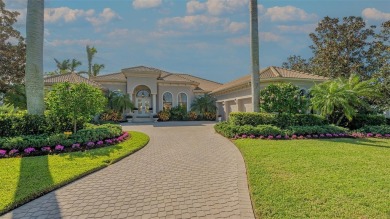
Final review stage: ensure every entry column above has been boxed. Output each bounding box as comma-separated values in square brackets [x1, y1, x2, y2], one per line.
[152, 93, 157, 114]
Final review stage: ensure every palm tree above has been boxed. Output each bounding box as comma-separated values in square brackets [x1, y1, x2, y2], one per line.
[250, 0, 260, 112]
[92, 63, 105, 77]
[191, 94, 217, 115]
[25, 0, 44, 115]
[54, 58, 71, 74]
[69, 58, 82, 73]
[86, 45, 97, 77]
[111, 91, 134, 119]
[310, 74, 380, 125]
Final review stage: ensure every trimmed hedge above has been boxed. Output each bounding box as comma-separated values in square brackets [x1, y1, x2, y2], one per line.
[356, 125, 390, 135]
[348, 114, 386, 130]
[0, 124, 123, 150]
[286, 125, 348, 136]
[215, 122, 284, 138]
[215, 122, 348, 138]
[229, 112, 326, 128]
[0, 113, 48, 137]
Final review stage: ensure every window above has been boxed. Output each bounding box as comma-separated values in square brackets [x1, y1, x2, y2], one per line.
[178, 93, 187, 110]
[163, 92, 173, 110]
[136, 90, 150, 97]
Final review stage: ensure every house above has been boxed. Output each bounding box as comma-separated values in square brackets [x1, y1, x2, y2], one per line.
[43, 66, 330, 121]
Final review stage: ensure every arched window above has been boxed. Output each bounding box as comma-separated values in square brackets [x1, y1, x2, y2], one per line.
[163, 92, 173, 110]
[136, 90, 150, 97]
[178, 93, 188, 110]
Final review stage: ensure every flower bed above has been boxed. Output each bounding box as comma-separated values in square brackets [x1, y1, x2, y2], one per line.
[0, 132, 129, 158]
[231, 132, 390, 140]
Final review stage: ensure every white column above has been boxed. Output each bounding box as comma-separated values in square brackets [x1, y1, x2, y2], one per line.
[152, 94, 157, 114]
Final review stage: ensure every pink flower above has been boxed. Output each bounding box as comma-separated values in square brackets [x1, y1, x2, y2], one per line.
[284, 135, 290, 139]
[276, 135, 282, 139]
[9, 149, 18, 156]
[333, 134, 339, 137]
[375, 133, 382, 138]
[87, 142, 95, 147]
[241, 134, 248, 139]
[320, 134, 325, 138]
[55, 145, 64, 151]
[268, 135, 274, 140]
[72, 143, 81, 149]
[313, 134, 319, 138]
[259, 135, 265, 139]
[292, 135, 297, 139]
[306, 135, 312, 138]
[41, 147, 51, 152]
[97, 141, 104, 145]
[24, 147, 36, 154]
[326, 133, 332, 137]
[366, 133, 373, 137]
[249, 135, 256, 139]
[105, 139, 113, 144]
[0, 150, 6, 157]
[385, 134, 390, 137]
[298, 135, 304, 139]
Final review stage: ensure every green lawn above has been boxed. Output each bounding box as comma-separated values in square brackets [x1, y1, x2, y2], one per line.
[0, 131, 149, 214]
[235, 138, 390, 218]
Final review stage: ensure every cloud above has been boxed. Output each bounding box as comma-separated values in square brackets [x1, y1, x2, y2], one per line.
[158, 15, 246, 33]
[277, 24, 317, 34]
[47, 39, 103, 47]
[265, 6, 317, 22]
[45, 7, 95, 23]
[226, 22, 247, 33]
[86, 8, 120, 26]
[362, 8, 390, 20]
[228, 32, 282, 45]
[133, 0, 162, 9]
[187, 0, 249, 15]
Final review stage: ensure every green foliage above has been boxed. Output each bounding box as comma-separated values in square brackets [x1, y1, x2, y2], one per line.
[188, 111, 198, 121]
[260, 83, 309, 114]
[215, 122, 284, 138]
[169, 106, 188, 121]
[286, 125, 348, 135]
[99, 109, 122, 122]
[3, 84, 27, 110]
[46, 82, 107, 132]
[282, 55, 311, 73]
[0, 113, 48, 137]
[310, 74, 381, 125]
[348, 114, 386, 130]
[0, 0, 26, 93]
[0, 104, 15, 114]
[0, 124, 123, 150]
[356, 125, 390, 135]
[157, 110, 170, 121]
[229, 112, 326, 128]
[191, 94, 217, 115]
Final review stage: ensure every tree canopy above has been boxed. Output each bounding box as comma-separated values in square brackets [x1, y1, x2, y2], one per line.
[0, 0, 26, 93]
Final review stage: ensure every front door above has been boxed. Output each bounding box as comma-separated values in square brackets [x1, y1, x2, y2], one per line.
[137, 97, 151, 115]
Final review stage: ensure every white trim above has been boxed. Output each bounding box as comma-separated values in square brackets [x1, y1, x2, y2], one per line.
[177, 92, 189, 112]
[216, 95, 252, 103]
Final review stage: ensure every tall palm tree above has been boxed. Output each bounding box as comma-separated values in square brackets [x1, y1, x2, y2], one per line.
[25, 0, 44, 115]
[250, 0, 260, 112]
[86, 45, 97, 77]
[92, 63, 105, 77]
[69, 58, 82, 73]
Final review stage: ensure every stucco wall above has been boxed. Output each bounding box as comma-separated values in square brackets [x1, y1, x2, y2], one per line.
[127, 77, 158, 95]
[100, 83, 126, 92]
[158, 85, 195, 112]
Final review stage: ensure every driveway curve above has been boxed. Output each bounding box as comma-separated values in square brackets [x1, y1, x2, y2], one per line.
[2, 121, 254, 219]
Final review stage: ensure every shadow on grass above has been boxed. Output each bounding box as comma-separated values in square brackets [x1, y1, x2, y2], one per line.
[60, 144, 123, 161]
[315, 138, 390, 149]
[13, 156, 61, 218]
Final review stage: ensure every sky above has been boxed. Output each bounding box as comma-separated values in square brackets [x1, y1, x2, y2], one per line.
[4, 0, 390, 83]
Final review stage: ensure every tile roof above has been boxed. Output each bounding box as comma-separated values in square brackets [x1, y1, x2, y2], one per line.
[44, 73, 103, 88]
[211, 66, 328, 94]
[92, 72, 126, 82]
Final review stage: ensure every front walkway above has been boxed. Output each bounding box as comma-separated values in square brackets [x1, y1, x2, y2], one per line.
[2, 121, 254, 219]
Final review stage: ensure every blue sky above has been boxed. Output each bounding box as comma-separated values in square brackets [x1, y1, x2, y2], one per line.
[5, 0, 390, 83]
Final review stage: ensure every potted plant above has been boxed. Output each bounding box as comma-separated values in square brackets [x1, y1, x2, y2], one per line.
[153, 114, 159, 122]
[218, 115, 222, 122]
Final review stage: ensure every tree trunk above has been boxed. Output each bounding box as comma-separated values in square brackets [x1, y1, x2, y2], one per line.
[25, 0, 45, 115]
[250, 0, 261, 112]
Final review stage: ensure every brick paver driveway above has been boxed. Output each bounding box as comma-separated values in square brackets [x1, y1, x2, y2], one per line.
[2, 121, 254, 219]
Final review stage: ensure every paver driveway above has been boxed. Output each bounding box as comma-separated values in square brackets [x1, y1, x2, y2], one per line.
[2, 121, 254, 219]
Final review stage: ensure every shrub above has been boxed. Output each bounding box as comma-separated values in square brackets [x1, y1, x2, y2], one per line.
[0, 113, 48, 137]
[356, 125, 390, 135]
[204, 112, 216, 121]
[170, 106, 187, 121]
[229, 112, 326, 128]
[99, 109, 122, 122]
[348, 114, 386, 130]
[286, 125, 348, 136]
[260, 83, 309, 114]
[158, 111, 170, 121]
[214, 122, 284, 138]
[188, 111, 198, 121]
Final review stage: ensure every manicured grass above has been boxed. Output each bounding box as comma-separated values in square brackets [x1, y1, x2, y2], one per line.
[0, 131, 149, 214]
[235, 138, 390, 218]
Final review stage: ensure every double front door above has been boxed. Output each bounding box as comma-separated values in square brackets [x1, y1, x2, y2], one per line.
[136, 97, 151, 115]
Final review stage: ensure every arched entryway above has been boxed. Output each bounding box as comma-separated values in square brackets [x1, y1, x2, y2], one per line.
[134, 85, 152, 115]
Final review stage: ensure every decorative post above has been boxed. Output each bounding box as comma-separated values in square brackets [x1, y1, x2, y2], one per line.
[152, 94, 157, 114]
